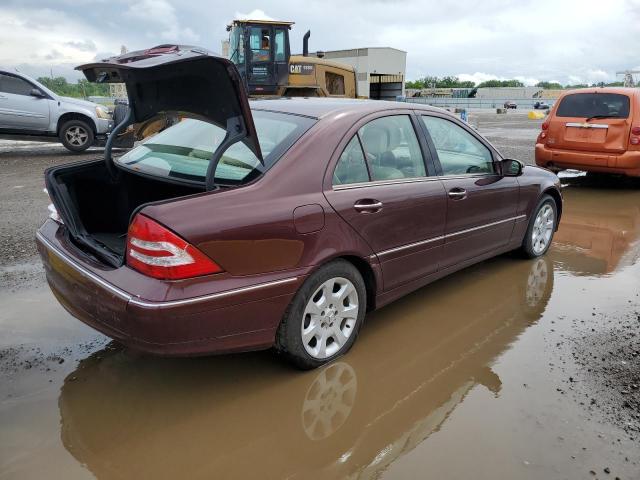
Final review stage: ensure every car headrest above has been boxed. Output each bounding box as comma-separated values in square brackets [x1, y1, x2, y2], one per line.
[361, 125, 389, 156]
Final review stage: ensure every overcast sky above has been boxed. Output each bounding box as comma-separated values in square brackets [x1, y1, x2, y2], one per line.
[2, 0, 640, 85]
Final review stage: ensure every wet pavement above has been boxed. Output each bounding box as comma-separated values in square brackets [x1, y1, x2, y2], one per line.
[1, 116, 640, 479]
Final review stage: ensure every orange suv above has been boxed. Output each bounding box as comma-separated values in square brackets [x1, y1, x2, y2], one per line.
[535, 88, 640, 176]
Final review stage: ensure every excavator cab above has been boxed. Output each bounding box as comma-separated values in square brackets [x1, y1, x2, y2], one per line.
[227, 20, 293, 95]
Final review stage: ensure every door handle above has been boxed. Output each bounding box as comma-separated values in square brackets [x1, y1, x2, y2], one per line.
[354, 199, 383, 213]
[448, 188, 467, 200]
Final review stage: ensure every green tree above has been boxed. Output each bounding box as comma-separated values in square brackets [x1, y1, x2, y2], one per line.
[535, 81, 563, 89]
[36, 76, 110, 98]
[405, 75, 476, 89]
[476, 79, 525, 88]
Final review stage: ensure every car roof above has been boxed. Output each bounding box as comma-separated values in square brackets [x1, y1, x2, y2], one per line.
[560, 87, 638, 97]
[249, 97, 443, 119]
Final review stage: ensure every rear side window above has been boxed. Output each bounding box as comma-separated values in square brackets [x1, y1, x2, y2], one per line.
[274, 29, 286, 61]
[556, 93, 630, 118]
[116, 111, 315, 186]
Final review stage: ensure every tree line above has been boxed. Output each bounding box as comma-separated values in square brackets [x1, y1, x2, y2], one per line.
[36, 77, 110, 98]
[406, 76, 629, 90]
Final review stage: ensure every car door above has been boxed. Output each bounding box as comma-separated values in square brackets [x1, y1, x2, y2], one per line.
[0, 73, 50, 131]
[418, 113, 520, 268]
[324, 112, 447, 291]
[247, 25, 276, 92]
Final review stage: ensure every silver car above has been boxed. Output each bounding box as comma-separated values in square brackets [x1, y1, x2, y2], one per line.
[0, 70, 113, 152]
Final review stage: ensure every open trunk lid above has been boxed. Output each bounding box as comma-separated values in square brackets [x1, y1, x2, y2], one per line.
[547, 90, 632, 154]
[45, 45, 262, 268]
[78, 44, 262, 162]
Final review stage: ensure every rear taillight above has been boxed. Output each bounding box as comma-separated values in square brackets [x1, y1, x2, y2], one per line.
[631, 136, 640, 145]
[44, 188, 63, 224]
[126, 214, 223, 280]
[541, 122, 549, 131]
[632, 127, 640, 136]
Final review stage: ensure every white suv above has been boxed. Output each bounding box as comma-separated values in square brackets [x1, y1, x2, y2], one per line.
[0, 70, 113, 152]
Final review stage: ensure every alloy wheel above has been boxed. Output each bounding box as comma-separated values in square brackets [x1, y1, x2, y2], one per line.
[65, 126, 89, 147]
[301, 277, 359, 359]
[531, 204, 554, 255]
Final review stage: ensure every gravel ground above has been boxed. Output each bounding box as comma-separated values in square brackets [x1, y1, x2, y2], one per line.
[0, 142, 104, 290]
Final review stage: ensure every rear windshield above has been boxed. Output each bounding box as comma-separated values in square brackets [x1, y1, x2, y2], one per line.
[116, 110, 315, 185]
[556, 93, 630, 118]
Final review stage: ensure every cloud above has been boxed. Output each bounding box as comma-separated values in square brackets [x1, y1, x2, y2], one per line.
[1, 0, 639, 85]
[126, 0, 200, 43]
[234, 9, 274, 21]
[64, 39, 97, 52]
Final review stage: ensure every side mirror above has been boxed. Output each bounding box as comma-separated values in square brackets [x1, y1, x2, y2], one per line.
[30, 88, 45, 98]
[500, 158, 524, 177]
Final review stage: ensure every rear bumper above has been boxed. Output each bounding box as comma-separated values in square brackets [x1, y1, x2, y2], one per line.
[535, 143, 640, 176]
[36, 221, 303, 356]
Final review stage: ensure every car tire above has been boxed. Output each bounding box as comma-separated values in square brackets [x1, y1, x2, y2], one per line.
[59, 119, 94, 153]
[275, 260, 366, 370]
[520, 194, 557, 258]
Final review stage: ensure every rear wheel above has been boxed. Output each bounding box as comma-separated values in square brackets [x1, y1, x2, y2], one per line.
[59, 119, 94, 153]
[276, 260, 366, 370]
[520, 195, 557, 258]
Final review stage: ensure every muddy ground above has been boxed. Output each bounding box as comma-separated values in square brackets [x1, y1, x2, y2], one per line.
[1, 110, 639, 479]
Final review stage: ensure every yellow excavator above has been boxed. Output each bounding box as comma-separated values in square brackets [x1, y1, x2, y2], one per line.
[106, 21, 360, 145]
[226, 19, 358, 98]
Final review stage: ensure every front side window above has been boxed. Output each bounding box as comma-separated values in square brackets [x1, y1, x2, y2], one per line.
[250, 27, 271, 62]
[116, 111, 315, 186]
[556, 93, 630, 118]
[0, 74, 33, 96]
[229, 26, 245, 66]
[333, 136, 369, 185]
[358, 115, 426, 181]
[421, 116, 493, 176]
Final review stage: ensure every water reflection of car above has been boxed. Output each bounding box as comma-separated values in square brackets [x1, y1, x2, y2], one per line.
[551, 179, 640, 274]
[58, 255, 553, 479]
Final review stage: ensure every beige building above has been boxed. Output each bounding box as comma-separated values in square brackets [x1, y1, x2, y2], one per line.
[316, 47, 407, 99]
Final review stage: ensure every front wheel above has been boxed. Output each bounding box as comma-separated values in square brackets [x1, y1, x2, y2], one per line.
[59, 119, 94, 153]
[275, 260, 366, 370]
[520, 195, 557, 258]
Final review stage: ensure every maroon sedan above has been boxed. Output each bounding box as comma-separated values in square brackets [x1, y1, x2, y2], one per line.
[37, 47, 562, 369]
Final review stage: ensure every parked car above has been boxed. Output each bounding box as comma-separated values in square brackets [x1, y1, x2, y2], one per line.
[36, 47, 562, 369]
[504, 101, 517, 109]
[533, 101, 550, 110]
[535, 88, 640, 176]
[0, 70, 113, 152]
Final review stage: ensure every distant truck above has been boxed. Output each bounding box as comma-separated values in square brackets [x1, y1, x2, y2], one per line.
[0, 70, 113, 152]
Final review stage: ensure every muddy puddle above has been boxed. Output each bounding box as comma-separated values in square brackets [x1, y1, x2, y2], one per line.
[1, 177, 639, 479]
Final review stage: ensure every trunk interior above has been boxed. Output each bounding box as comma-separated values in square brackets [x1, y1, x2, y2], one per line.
[46, 160, 203, 266]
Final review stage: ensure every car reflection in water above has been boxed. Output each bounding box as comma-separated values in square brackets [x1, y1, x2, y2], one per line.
[58, 179, 640, 479]
[552, 175, 640, 275]
[58, 249, 554, 480]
